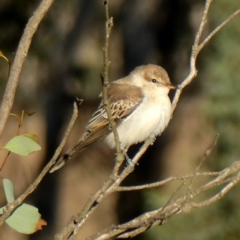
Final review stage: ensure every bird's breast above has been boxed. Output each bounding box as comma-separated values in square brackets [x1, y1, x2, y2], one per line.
[105, 94, 172, 148]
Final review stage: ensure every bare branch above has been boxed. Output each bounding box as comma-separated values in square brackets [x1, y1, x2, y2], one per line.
[199, 9, 240, 52]
[0, 0, 55, 137]
[116, 172, 220, 192]
[192, 0, 213, 54]
[187, 133, 219, 193]
[101, 0, 125, 175]
[172, 4, 240, 116]
[88, 160, 240, 240]
[171, 0, 213, 112]
[117, 134, 220, 192]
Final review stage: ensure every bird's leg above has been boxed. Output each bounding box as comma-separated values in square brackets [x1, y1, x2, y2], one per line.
[124, 148, 132, 165]
[121, 146, 135, 166]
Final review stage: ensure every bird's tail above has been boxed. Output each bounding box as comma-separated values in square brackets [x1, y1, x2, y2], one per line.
[49, 142, 86, 173]
[50, 129, 104, 173]
[49, 155, 68, 173]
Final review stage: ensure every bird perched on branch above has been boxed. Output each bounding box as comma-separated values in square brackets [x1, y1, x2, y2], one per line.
[50, 64, 175, 173]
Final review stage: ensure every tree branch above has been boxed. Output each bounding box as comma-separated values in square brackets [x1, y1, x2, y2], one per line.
[101, 0, 125, 176]
[88, 160, 240, 239]
[0, 0, 55, 137]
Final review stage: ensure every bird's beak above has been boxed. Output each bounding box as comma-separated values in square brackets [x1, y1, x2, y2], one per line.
[166, 83, 176, 90]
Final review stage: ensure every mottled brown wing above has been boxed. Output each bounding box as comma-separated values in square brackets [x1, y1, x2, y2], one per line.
[77, 83, 144, 148]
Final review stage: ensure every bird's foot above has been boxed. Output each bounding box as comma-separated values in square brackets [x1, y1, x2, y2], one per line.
[121, 147, 138, 167]
[125, 152, 133, 166]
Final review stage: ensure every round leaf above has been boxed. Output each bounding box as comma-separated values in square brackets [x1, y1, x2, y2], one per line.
[6, 203, 41, 234]
[3, 178, 15, 203]
[4, 135, 41, 156]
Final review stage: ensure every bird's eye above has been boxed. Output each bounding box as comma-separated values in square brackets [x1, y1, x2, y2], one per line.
[152, 79, 157, 83]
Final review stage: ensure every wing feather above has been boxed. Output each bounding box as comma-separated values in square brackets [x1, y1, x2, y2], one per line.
[77, 82, 143, 149]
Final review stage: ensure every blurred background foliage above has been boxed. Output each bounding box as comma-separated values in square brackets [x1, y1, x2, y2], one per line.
[0, 0, 240, 240]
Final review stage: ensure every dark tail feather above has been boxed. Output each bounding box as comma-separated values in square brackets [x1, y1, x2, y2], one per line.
[49, 142, 86, 173]
[49, 154, 69, 173]
[49, 130, 104, 173]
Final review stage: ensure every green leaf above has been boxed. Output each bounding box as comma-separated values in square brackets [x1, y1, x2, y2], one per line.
[21, 134, 39, 143]
[3, 179, 15, 203]
[4, 135, 41, 156]
[6, 203, 41, 234]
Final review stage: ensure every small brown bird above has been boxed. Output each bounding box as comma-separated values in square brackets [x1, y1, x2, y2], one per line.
[50, 64, 175, 173]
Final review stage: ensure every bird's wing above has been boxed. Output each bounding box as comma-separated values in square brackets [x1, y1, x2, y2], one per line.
[78, 82, 144, 148]
[49, 83, 143, 173]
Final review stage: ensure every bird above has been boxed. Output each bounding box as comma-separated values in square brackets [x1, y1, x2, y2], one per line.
[50, 64, 175, 173]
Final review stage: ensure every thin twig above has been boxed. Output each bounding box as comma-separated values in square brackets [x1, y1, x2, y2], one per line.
[116, 171, 220, 191]
[187, 133, 219, 192]
[171, 0, 213, 112]
[88, 160, 240, 240]
[198, 9, 240, 52]
[101, 0, 125, 174]
[0, 0, 55, 137]
[171, 4, 240, 114]
[193, 0, 213, 53]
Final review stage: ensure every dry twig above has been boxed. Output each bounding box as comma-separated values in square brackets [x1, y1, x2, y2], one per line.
[88, 160, 240, 240]
[0, 0, 55, 137]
